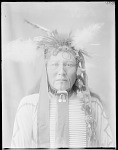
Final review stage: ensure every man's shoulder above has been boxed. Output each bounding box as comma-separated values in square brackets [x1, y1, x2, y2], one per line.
[90, 91, 108, 118]
[23, 93, 39, 101]
[17, 93, 39, 111]
[90, 91, 103, 106]
[91, 96, 103, 107]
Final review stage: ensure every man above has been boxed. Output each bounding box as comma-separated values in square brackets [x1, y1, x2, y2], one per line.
[11, 24, 113, 148]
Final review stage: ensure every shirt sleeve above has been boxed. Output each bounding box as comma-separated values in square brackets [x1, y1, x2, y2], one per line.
[11, 94, 38, 148]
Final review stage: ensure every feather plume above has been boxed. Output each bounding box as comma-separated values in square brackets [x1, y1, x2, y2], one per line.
[71, 23, 103, 50]
[3, 38, 43, 63]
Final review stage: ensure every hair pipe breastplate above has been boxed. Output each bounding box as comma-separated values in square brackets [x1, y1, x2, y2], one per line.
[55, 90, 69, 148]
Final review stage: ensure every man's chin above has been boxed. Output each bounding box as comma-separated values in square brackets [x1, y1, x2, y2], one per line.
[54, 85, 68, 91]
[53, 81, 70, 91]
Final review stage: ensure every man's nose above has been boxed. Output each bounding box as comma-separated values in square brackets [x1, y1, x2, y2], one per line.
[57, 64, 66, 75]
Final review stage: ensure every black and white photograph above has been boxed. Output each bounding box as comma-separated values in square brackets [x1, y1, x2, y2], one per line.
[2, 2, 115, 149]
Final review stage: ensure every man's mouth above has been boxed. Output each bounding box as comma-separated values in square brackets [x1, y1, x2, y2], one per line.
[56, 79, 67, 81]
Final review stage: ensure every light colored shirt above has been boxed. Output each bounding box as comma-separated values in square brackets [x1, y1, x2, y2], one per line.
[11, 93, 113, 148]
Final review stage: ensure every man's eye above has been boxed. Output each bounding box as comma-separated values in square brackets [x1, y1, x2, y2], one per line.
[50, 63, 59, 67]
[51, 63, 58, 66]
[66, 64, 75, 67]
[68, 64, 73, 67]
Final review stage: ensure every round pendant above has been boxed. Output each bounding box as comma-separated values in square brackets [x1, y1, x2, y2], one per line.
[58, 99, 62, 102]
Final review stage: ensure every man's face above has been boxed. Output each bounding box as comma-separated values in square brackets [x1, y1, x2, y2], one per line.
[46, 51, 77, 91]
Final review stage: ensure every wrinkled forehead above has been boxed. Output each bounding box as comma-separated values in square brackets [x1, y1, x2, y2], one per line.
[47, 51, 76, 63]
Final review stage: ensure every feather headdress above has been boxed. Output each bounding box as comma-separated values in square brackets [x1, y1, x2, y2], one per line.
[3, 20, 102, 63]
[25, 19, 102, 59]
